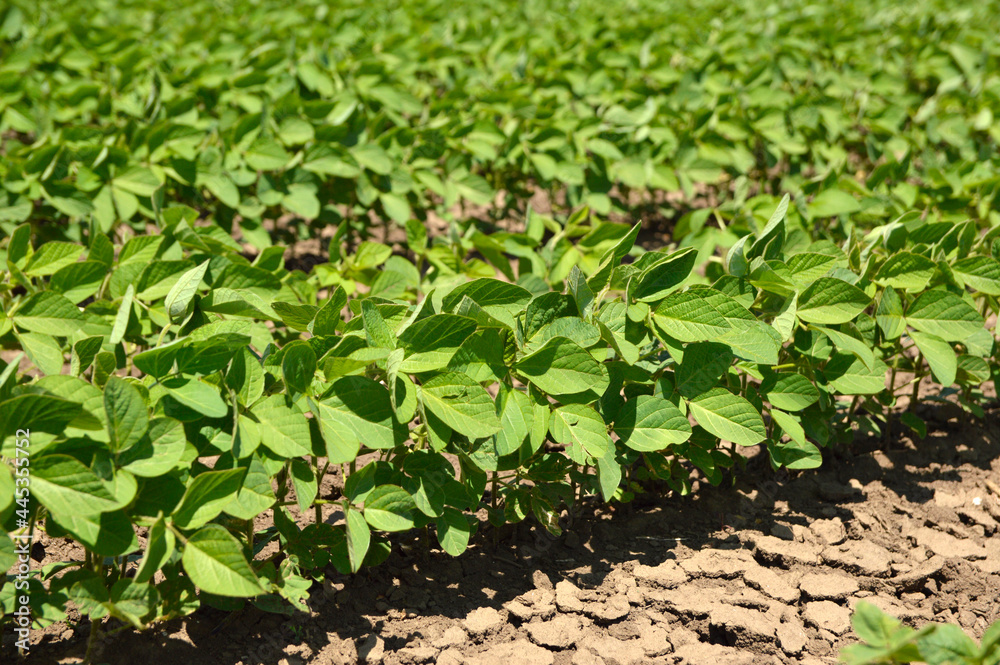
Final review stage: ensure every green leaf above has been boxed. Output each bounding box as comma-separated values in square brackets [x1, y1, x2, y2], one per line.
[290, 458, 318, 514]
[30, 454, 119, 518]
[824, 354, 888, 395]
[876, 287, 906, 341]
[251, 395, 312, 458]
[760, 372, 819, 411]
[494, 387, 532, 456]
[0, 394, 82, 439]
[909, 331, 956, 386]
[12, 291, 87, 336]
[420, 372, 500, 439]
[18, 332, 64, 375]
[516, 336, 609, 396]
[651, 291, 731, 342]
[245, 138, 290, 170]
[113, 166, 161, 197]
[615, 395, 691, 451]
[50, 510, 139, 557]
[436, 507, 471, 556]
[361, 299, 396, 349]
[952, 256, 1000, 295]
[633, 247, 697, 303]
[321, 376, 402, 450]
[768, 409, 822, 469]
[172, 468, 246, 529]
[914, 624, 979, 665]
[51, 261, 107, 303]
[674, 342, 733, 398]
[550, 404, 610, 459]
[164, 260, 209, 322]
[813, 326, 876, 370]
[398, 314, 477, 372]
[162, 377, 228, 418]
[182, 524, 265, 597]
[809, 189, 860, 217]
[595, 447, 621, 502]
[281, 341, 317, 394]
[797, 278, 871, 325]
[23, 242, 85, 277]
[352, 143, 393, 174]
[364, 485, 416, 532]
[441, 278, 532, 312]
[134, 517, 175, 584]
[687, 388, 766, 446]
[104, 377, 148, 454]
[118, 417, 187, 478]
[346, 508, 370, 573]
[109, 285, 135, 346]
[906, 291, 984, 341]
[224, 455, 277, 519]
[875, 252, 936, 291]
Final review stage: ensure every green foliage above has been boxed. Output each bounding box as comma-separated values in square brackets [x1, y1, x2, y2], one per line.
[1, 0, 1000, 642]
[3, 0, 1000, 249]
[0, 194, 997, 633]
[842, 601, 1000, 665]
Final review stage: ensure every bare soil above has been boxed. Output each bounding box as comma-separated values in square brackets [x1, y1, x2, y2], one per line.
[9, 400, 1000, 665]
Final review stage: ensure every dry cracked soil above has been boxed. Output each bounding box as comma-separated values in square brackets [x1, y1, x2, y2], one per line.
[9, 401, 1000, 665]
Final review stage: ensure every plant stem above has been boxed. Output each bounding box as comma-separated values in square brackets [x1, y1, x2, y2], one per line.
[910, 352, 923, 410]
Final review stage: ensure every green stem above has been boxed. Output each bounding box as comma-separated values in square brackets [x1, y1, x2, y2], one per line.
[910, 352, 923, 410]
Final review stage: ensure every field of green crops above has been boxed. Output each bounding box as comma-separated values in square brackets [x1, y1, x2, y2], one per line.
[1, 0, 999, 661]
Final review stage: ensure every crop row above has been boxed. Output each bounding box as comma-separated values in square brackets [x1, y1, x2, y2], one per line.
[1, 0, 1000, 249]
[0, 197, 998, 641]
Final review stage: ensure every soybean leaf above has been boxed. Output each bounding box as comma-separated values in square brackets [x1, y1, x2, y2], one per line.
[823, 353, 889, 395]
[633, 247, 698, 303]
[162, 377, 228, 418]
[436, 507, 471, 556]
[874, 252, 936, 291]
[182, 524, 265, 597]
[760, 372, 819, 411]
[952, 256, 1000, 295]
[289, 458, 318, 513]
[171, 468, 246, 530]
[118, 418, 187, 478]
[674, 342, 733, 398]
[614, 395, 691, 451]
[346, 508, 370, 573]
[651, 291, 730, 342]
[30, 454, 119, 518]
[797, 278, 871, 325]
[251, 395, 312, 457]
[515, 337, 608, 396]
[550, 404, 611, 460]
[909, 331, 957, 386]
[281, 341, 317, 394]
[364, 485, 416, 532]
[134, 517, 175, 584]
[321, 377, 403, 450]
[876, 287, 906, 341]
[12, 291, 87, 336]
[104, 377, 148, 454]
[687, 388, 766, 446]
[164, 260, 209, 322]
[768, 409, 822, 469]
[813, 326, 876, 370]
[906, 291, 983, 341]
[420, 372, 500, 439]
[494, 386, 532, 456]
[50, 510, 139, 557]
